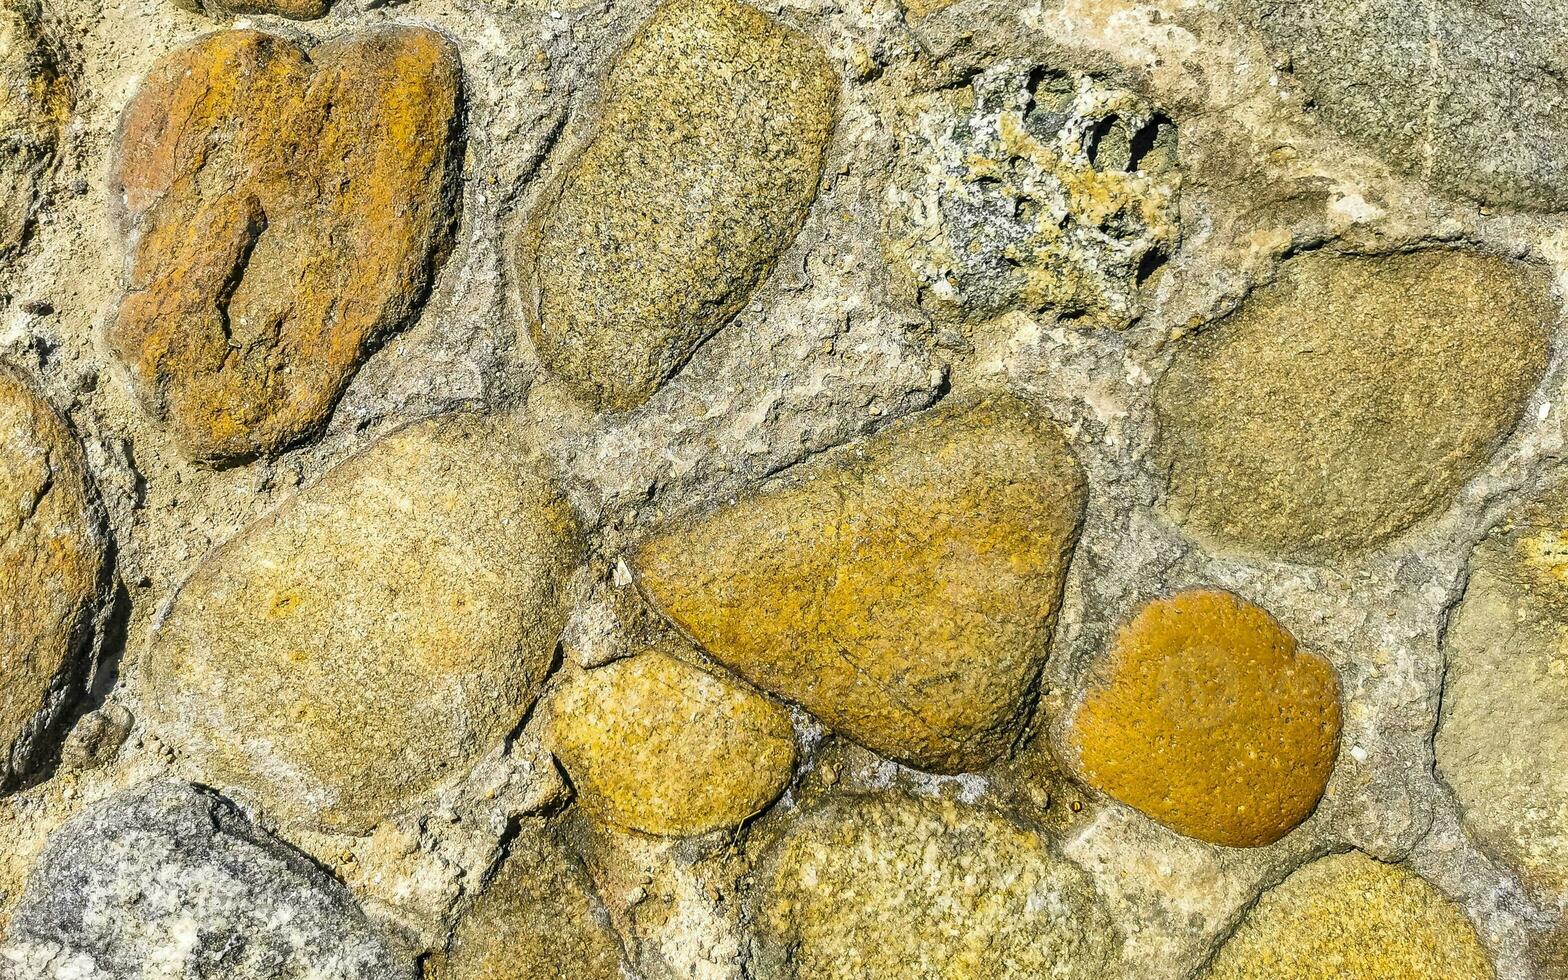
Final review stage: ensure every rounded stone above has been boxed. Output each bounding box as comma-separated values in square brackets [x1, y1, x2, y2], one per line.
[1153, 250, 1554, 558]
[633, 393, 1087, 774]
[425, 820, 624, 980]
[0, 363, 107, 790]
[0, 781, 410, 979]
[752, 792, 1120, 979]
[0, 0, 66, 264]
[1063, 589, 1341, 847]
[1200, 852, 1494, 980]
[545, 651, 797, 836]
[111, 27, 464, 462]
[520, 0, 839, 411]
[141, 415, 582, 832]
[1436, 486, 1568, 895]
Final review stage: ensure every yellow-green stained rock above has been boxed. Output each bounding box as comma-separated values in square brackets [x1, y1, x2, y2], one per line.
[633, 394, 1087, 773]
[426, 820, 624, 980]
[753, 793, 1120, 979]
[520, 0, 839, 411]
[0, 364, 106, 789]
[546, 652, 796, 836]
[141, 415, 582, 832]
[0, 0, 67, 264]
[1436, 486, 1568, 896]
[1064, 589, 1341, 847]
[1201, 852, 1494, 980]
[112, 28, 463, 463]
[170, 0, 329, 22]
[1154, 250, 1554, 558]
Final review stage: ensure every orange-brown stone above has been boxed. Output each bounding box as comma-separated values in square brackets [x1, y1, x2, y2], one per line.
[111, 27, 463, 463]
[1064, 589, 1341, 847]
[0, 364, 107, 789]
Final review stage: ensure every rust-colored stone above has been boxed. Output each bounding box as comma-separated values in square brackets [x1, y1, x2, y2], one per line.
[111, 27, 463, 463]
[0, 364, 107, 789]
[1064, 589, 1341, 847]
[633, 393, 1086, 773]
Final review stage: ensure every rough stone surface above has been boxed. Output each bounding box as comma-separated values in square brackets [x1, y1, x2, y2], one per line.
[519, 0, 839, 412]
[0, 781, 410, 980]
[110, 27, 463, 463]
[426, 819, 624, 980]
[1436, 486, 1568, 896]
[1200, 851, 1494, 980]
[546, 651, 797, 836]
[140, 414, 582, 832]
[633, 393, 1086, 773]
[1065, 589, 1340, 847]
[1230, 0, 1568, 210]
[1154, 249, 1554, 559]
[752, 792, 1121, 980]
[881, 61, 1180, 330]
[170, 0, 329, 22]
[0, 363, 106, 790]
[0, 0, 65, 265]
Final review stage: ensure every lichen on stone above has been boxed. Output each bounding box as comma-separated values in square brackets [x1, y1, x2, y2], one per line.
[633, 392, 1087, 773]
[0, 0, 66, 265]
[1065, 588, 1341, 847]
[545, 650, 797, 837]
[881, 61, 1180, 331]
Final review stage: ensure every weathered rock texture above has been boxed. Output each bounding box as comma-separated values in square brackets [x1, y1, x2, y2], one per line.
[634, 393, 1086, 773]
[1065, 589, 1341, 847]
[0, 364, 106, 790]
[520, 0, 839, 412]
[1154, 250, 1554, 558]
[752, 793, 1120, 979]
[0, 0, 65, 264]
[1231, 0, 1568, 210]
[882, 62, 1180, 330]
[170, 0, 329, 23]
[546, 651, 796, 836]
[1200, 852, 1494, 980]
[0, 781, 409, 980]
[110, 27, 463, 463]
[140, 415, 581, 832]
[427, 819, 625, 980]
[1437, 486, 1568, 896]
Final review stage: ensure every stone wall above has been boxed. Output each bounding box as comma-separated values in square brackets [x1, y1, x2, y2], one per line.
[1, 0, 1566, 977]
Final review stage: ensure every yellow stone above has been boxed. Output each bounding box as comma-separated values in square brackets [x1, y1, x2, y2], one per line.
[633, 393, 1086, 773]
[545, 651, 796, 836]
[1064, 589, 1341, 847]
[0, 0, 67, 263]
[1201, 852, 1494, 980]
[0, 365, 106, 789]
[520, 0, 839, 411]
[141, 415, 582, 832]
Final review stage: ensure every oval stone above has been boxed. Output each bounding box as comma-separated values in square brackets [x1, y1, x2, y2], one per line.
[1064, 589, 1341, 847]
[140, 415, 582, 832]
[520, 0, 839, 411]
[0, 364, 107, 790]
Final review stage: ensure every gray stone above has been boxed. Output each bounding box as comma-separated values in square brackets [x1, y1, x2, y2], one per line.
[0, 781, 411, 979]
[1232, 0, 1568, 209]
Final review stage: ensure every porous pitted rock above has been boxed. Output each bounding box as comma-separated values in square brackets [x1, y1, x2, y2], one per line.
[1153, 250, 1553, 558]
[520, 0, 839, 412]
[111, 27, 463, 463]
[170, 0, 328, 23]
[0, 781, 410, 980]
[1230, 0, 1568, 210]
[0, 0, 67, 263]
[1064, 589, 1341, 847]
[632, 393, 1087, 773]
[752, 793, 1120, 979]
[1436, 486, 1568, 896]
[426, 820, 624, 980]
[882, 61, 1180, 330]
[140, 415, 582, 832]
[1200, 851, 1494, 980]
[545, 651, 796, 836]
[0, 364, 106, 790]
